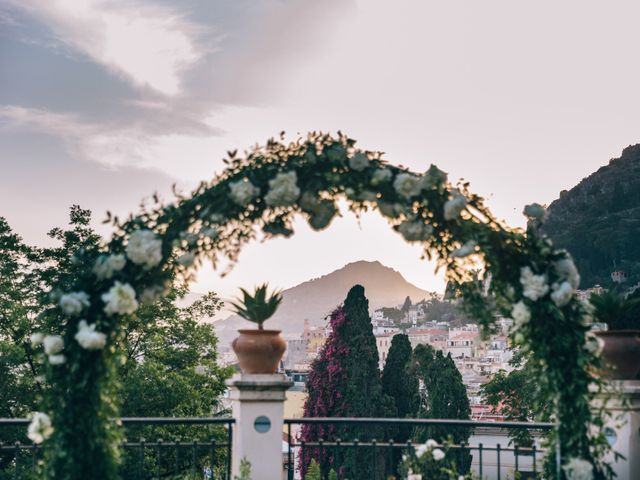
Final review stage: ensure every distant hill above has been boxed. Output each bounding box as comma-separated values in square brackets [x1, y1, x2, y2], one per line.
[214, 260, 432, 344]
[543, 144, 640, 288]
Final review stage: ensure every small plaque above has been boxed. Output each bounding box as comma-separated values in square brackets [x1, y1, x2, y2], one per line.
[254, 415, 271, 433]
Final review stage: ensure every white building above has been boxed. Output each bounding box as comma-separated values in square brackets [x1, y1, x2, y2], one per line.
[611, 270, 627, 284]
[447, 330, 479, 358]
[374, 324, 400, 335]
[407, 305, 425, 324]
[407, 328, 448, 349]
[576, 285, 605, 301]
[375, 332, 400, 369]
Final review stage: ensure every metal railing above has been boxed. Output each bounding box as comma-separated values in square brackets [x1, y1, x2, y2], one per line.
[285, 417, 554, 480]
[0, 417, 234, 480]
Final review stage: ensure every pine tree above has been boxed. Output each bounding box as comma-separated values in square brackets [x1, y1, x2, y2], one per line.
[381, 334, 419, 474]
[300, 285, 391, 479]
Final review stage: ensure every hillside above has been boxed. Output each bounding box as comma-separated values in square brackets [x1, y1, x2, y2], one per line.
[543, 144, 640, 288]
[213, 260, 431, 343]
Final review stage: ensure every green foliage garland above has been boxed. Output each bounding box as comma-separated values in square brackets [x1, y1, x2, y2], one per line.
[31, 132, 610, 479]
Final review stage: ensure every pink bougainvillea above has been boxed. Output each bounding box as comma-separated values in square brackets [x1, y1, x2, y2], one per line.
[299, 306, 350, 475]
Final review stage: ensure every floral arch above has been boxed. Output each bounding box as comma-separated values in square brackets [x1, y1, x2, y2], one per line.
[33, 132, 609, 479]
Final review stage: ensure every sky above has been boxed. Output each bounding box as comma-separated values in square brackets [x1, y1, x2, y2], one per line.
[1, 0, 640, 301]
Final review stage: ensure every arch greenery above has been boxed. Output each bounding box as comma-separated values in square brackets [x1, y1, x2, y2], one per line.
[30, 132, 611, 479]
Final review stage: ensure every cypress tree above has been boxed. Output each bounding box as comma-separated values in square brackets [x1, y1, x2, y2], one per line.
[401, 295, 412, 313]
[412, 345, 472, 472]
[381, 334, 419, 474]
[300, 285, 390, 479]
[382, 334, 419, 419]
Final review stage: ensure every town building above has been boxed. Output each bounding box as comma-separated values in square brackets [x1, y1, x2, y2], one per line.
[375, 332, 400, 369]
[611, 270, 627, 284]
[446, 330, 480, 359]
[406, 327, 448, 349]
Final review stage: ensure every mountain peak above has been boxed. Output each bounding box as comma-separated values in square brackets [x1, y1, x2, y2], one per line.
[215, 260, 432, 342]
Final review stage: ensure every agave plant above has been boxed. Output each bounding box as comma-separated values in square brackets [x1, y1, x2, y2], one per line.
[230, 284, 283, 330]
[590, 289, 640, 330]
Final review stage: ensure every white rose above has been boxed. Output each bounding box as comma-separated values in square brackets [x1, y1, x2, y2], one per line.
[48, 354, 66, 365]
[348, 152, 370, 172]
[511, 301, 531, 330]
[371, 168, 392, 186]
[126, 230, 163, 269]
[520, 266, 549, 301]
[93, 253, 126, 280]
[425, 439, 438, 449]
[102, 281, 139, 316]
[177, 252, 196, 267]
[264, 171, 300, 207]
[27, 412, 53, 444]
[451, 241, 477, 258]
[523, 203, 547, 220]
[444, 194, 467, 221]
[74, 320, 107, 350]
[432, 448, 446, 461]
[579, 298, 595, 325]
[59, 291, 90, 316]
[393, 173, 422, 199]
[397, 220, 434, 242]
[563, 457, 593, 480]
[551, 281, 574, 307]
[554, 256, 580, 289]
[30, 332, 44, 346]
[43, 335, 64, 355]
[229, 178, 259, 206]
[415, 443, 428, 457]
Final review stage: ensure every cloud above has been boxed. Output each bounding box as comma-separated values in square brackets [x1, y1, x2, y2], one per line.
[0, 1, 355, 181]
[6, 0, 204, 95]
[0, 104, 227, 179]
[0, 126, 181, 247]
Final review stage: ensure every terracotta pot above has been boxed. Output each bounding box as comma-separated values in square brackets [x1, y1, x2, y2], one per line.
[231, 329, 287, 374]
[595, 330, 640, 380]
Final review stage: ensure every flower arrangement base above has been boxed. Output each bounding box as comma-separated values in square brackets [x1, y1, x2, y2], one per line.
[595, 330, 640, 380]
[231, 329, 287, 374]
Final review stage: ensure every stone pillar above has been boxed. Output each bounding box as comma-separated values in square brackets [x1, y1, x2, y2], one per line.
[598, 380, 640, 480]
[227, 373, 293, 480]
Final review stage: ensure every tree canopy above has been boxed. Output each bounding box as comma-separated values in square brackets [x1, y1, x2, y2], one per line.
[381, 333, 419, 475]
[300, 285, 392, 479]
[0, 209, 232, 477]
